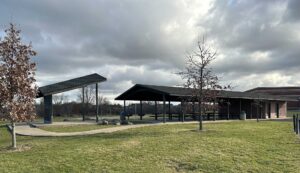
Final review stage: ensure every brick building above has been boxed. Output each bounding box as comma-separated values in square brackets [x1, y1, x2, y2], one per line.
[246, 87, 300, 110]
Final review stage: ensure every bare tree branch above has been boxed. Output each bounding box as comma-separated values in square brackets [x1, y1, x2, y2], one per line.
[178, 36, 230, 131]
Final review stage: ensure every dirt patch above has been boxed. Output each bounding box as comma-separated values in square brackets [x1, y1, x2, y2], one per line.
[167, 159, 199, 172]
[0, 144, 32, 153]
[189, 129, 212, 133]
[121, 140, 141, 148]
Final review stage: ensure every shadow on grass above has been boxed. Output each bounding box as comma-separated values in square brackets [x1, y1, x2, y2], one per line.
[167, 159, 199, 172]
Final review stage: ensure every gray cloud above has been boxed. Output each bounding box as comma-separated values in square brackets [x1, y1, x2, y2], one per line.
[284, 0, 300, 21]
[1, 0, 300, 101]
[201, 0, 300, 89]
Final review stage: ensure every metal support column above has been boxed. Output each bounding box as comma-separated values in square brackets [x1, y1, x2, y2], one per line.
[257, 101, 260, 122]
[297, 115, 300, 135]
[82, 87, 85, 121]
[239, 99, 242, 119]
[250, 102, 253, 119]
[123, 100, 126, 113]
[227, 102, 230, 120]
[96, 83, 99, 122]
[121, 100, 126, 122]
[155, 101, 158, 120]
[293, 115, 296, 132]
[140, 100, 143, 120]
[163, 95, 166, 123]
[181, 101, 185, 122]
[44, 95, 53, 124]
[168, 101, 171, 120]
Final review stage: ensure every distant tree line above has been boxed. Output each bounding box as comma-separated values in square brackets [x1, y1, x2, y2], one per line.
[35, 94, 123, 117]
[35, 98, 209, 118]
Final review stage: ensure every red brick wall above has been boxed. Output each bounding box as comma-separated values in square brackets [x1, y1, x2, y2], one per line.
[268, 101, 287, 118]
[279, 102, 287, 118]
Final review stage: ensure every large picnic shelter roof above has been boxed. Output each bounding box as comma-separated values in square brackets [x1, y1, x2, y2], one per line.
[115, 84, 296, 102]
[37, 73, 107, 98]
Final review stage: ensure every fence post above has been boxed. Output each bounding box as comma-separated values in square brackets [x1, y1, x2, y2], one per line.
[298, 119, 300, 136]
[298, 118, 300, 136]
[298, 117, 300, 135]
[293, 114, 296, 132]
[296, 114, 300, 134]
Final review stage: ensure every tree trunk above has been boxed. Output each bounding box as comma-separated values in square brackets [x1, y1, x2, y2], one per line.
[198, 102, 203, 130]
[11, 122, 17, 148]
[199, 67, 203, 131]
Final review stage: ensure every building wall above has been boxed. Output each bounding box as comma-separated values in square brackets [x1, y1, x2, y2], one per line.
[263, 102, 269, 119]
[218, 99, 287, 119]
[242, 99, 252, 119]
[287, 101, 299, 110]
[218, 99, 264, 119]
[270, 102, 277, 118]
[256, 101, 287, 119]
[246, 87, 298, 110]
[279, 102, 287, 118]
[268, 101, 287, 118]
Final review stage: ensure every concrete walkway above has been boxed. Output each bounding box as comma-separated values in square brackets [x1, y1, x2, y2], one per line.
[14, 124, 154, 137]
[12, 118, 291, 137]
[14, 121, 204, 137]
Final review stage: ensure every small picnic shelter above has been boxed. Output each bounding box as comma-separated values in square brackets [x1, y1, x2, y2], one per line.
[37, 73, 107, 123]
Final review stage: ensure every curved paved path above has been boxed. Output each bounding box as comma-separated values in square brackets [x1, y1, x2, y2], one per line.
[12, 118, 289, 137]
[14, 121, 202, 137]
[14, 124, 155, 137]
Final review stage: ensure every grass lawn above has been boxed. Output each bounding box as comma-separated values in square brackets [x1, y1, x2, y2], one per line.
[40, 124, 115, 133]
[0, 121, 299, 173]
[287, 110, 300, 117]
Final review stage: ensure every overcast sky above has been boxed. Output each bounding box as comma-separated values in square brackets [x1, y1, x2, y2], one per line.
[1, 0, 300, 103]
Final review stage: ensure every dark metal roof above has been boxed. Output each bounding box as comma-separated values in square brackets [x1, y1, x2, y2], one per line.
[246, 87, 300, 100]
[246, 86, 300, 92]
[37, 73, 106, 97]
[115, 84, 295, 101]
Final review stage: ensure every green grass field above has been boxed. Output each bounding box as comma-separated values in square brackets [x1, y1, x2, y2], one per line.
[287, 110, 300, 117]
[0, 121, 299, 173]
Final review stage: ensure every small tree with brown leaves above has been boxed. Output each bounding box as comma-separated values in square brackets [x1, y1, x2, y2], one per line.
[0, 24, 37, 149]
[179, 37, 229, 131]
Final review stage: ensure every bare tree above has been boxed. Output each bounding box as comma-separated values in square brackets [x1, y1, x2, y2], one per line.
[77, 86, 96, 105]
[77, 85, 94, 117]
[179, 37, 229, 130]
[53, 94, 68, 117]
[97, 94, 110, 116]
[53, 94, 68, 105]
[98, 94, 109, 106]
[63, 102, 74, 117]
[0, 24, 37, 148]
